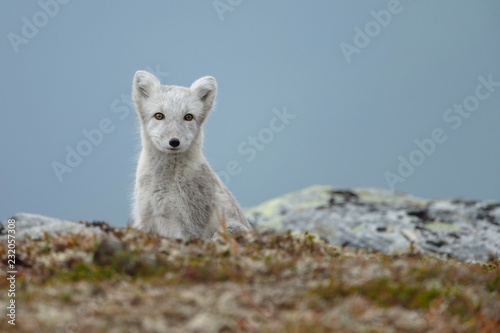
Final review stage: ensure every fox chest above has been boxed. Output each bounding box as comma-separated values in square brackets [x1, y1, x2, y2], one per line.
[151, 185, 186, 219]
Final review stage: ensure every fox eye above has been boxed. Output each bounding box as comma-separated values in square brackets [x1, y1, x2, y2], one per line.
[154, 113, 164, 120]
[184, 114, 194, 121]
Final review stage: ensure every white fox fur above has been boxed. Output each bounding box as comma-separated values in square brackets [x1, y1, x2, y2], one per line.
[131, 70, 252, 239]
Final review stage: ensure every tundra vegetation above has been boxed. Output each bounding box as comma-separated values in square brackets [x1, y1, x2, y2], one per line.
[0, 221, 499, 332]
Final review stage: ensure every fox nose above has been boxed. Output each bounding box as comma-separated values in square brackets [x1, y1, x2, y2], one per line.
[169, 138, 180, 148]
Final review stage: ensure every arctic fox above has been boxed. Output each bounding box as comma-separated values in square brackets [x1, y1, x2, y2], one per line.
[131, 70, 252, 239]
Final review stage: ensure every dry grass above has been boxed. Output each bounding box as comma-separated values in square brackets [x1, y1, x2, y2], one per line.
[0, 224, 499, 332]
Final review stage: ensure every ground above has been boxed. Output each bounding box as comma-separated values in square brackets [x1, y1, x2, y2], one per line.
[1, 223, 499, 332]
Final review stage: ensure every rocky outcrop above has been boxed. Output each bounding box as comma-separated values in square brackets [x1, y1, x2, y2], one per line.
[246, 185, 500, 262]
[2, 186, 499, 262]
[0, 212, 102, 240]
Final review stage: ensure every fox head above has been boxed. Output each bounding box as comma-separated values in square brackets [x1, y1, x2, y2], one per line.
[132, 71, 217, 154]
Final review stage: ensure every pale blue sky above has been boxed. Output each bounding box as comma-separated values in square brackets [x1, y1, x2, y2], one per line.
[1, 1, 499, 226]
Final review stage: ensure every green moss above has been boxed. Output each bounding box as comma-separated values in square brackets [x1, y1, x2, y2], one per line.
[310, 277, 442, 310]
[17, 290, 34, 303]
[308, 279, 349, 301]
[358, 189, 428, 207]
[264, 255, 272, 268]
[424, 222, 461, 232]
[51, 244, 170, 282]
[446, 293, 479, 320]
[412, 264, 442, 282]
[412, 288, 442, 308]
[56, 262, 115, 282]
[351, 224, 366, 232]
[60, 292, 73, 303]
[245, 185, 334, 233]
[487, 276, 500, 293]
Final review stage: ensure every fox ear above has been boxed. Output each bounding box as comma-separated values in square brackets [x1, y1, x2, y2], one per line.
[190, 76, 217, 112]
[133, 71, 160, 101]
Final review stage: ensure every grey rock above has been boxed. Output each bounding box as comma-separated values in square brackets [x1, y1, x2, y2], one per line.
[0, 212, 103, 240]
[246, 185, 500, 262]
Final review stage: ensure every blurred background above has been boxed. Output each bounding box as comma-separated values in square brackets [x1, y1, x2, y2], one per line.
[1, 0, 499, 227]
